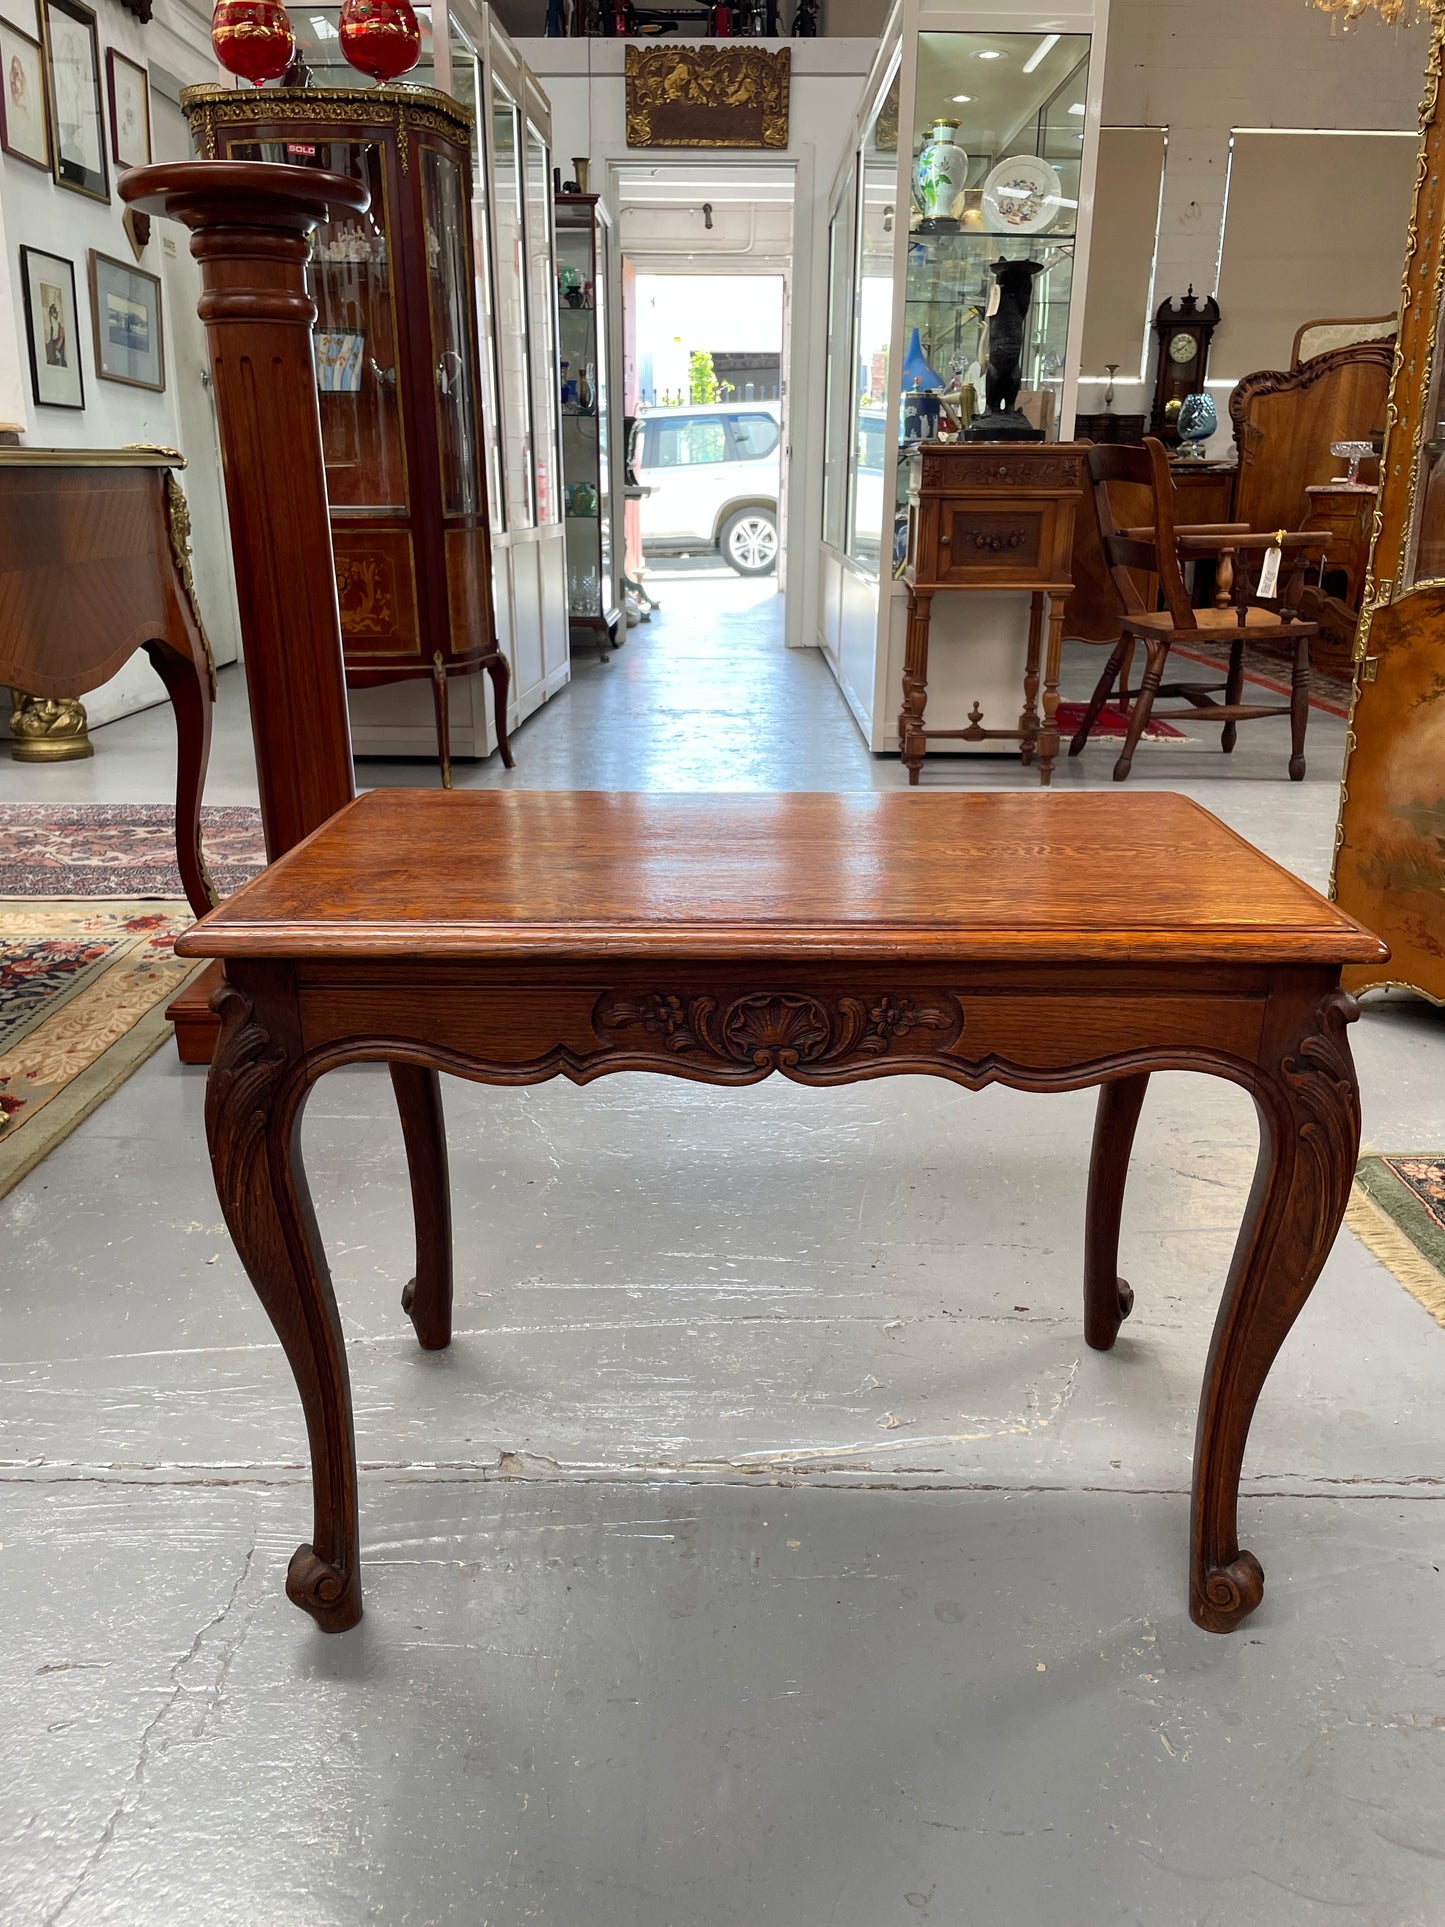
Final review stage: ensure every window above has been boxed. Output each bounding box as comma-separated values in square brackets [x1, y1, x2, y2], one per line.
[726, 413, 781, 460]
[857, 413, 884, 474]
[649, 417, 728, 467]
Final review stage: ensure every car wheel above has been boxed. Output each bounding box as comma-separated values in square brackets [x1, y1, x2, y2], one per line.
[720, 508, 778, 576]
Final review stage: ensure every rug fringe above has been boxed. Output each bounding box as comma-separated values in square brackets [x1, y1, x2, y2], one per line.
[1346, 1184, 1445, 1328]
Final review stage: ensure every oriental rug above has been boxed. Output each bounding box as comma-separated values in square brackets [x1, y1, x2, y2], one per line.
[0, 802, 266, 899]
[1347, 1155, 1445, 1329]
[1054, 701, 1184, 742]
[0, 900, 197, 1199]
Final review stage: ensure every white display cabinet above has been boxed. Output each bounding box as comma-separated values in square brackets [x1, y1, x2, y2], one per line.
[816, 0, 1107, 753]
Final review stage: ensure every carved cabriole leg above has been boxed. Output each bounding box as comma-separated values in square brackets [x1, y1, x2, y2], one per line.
[390, 1061, 453, 1350]
[1189, 984, 1361, 1633]
[899, 588, 932, 784]
[1019, 589, 1043, 763]
[484, 648, 515, 770]
[143, 637, 216, 917]
[1083, 1073, 1149, 1349]
[207, 968, 362, 1632]
[1036, 597, 1066, 787]
[1069, 635, 1127, 757]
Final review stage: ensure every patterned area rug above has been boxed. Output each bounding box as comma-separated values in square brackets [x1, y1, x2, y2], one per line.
[1348, 1155, 1445, 1328]
[0, 901, 198, 1199]
[0, 803, 266, 899]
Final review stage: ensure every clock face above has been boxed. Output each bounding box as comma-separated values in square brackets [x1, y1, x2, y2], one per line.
[1168, 333, 1199, 366]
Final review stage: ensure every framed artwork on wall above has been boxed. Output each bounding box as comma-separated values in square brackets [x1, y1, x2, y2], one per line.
[0, 0, 41, 37]
[104, 47, 147, 167]
[88, 249, 163, 390]
[1, 21, 50, 168]
[20, 244, 84, 408]
[43, 0, 106, 200]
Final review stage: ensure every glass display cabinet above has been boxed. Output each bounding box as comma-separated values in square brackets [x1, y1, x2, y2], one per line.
[191, 3, 568, 766]
[816, 0, 1105, 753]
[184, 84, 513, 787]
[555, 192, 623, 656]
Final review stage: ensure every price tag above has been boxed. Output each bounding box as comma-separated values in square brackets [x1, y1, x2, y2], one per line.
[1257, 533, 1284, 599]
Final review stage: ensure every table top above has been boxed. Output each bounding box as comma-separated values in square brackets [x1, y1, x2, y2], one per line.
[176, 790, 1386, 967]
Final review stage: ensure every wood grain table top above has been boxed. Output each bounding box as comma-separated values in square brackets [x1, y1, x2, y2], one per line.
[175, 790, 1386, 966]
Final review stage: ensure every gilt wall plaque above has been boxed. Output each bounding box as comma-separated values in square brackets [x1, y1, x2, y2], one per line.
[624, 45, 790, 150]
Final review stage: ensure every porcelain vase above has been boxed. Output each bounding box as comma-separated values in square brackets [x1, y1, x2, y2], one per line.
[913, 119, 969, 231]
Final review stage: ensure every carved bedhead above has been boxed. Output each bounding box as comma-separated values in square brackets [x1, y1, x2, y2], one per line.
[1229, 339, 1395, 535]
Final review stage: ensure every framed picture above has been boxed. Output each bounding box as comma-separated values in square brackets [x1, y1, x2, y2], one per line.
[43, 0, 105, 200]
[104, 46, 146, 167]
[20, 245, 83, 409]
[0, 0, 41, 38]
[0, 21, 49, 168]
[88, 249, 162, 391]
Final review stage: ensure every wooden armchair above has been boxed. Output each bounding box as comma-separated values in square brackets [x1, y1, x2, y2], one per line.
[1069, 438, 1330, 782]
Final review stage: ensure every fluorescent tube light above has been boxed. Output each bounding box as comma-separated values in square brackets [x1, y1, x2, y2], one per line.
[1022, 33, 1060, 73]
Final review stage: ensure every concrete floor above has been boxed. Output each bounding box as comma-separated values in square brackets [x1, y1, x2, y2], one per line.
[3, 572, 1444, 1926]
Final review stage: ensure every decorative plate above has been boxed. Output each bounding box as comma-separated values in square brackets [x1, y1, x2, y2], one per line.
[980, 155, 1063, 236]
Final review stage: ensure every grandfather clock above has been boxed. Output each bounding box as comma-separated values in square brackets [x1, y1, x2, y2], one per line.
[1149, 288, 1221, 445]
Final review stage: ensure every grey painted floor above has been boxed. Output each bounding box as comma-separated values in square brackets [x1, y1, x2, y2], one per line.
[4, 572, 1445, 1926]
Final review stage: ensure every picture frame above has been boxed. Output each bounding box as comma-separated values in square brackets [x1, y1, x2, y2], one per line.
[88, 248, 163, 391]
[104, 46, 147, 168]
[20, 244, 84, 409]
[0, 20, 50, 168]
[0, 0, 41, 39]
[43, 0, 106, 201]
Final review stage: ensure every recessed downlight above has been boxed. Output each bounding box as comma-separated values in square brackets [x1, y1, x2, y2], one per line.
[951, 94, 972, 103]
[974, 49, 1004, 60]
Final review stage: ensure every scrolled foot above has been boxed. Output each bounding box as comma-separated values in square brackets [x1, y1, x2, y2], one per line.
[1191, 1550, 1264, 1634]
[287, 1544, 363, 1632]
[1116, 1277, 1135, 1323]
[401, 1276, 450, 1351]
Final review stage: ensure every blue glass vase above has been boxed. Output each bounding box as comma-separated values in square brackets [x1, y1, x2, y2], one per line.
[901, 327, 943, 392]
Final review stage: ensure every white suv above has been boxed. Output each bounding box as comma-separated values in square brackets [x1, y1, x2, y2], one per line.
[631, 402, 781, 576]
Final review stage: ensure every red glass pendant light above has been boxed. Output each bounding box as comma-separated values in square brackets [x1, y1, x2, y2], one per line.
[338, 0, 422, 84]
[211, 0, 296, 87]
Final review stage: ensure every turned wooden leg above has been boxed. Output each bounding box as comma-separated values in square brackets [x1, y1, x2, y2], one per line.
[1037, 599, 1066, 788]
[1221, 637, 1244, 753]
[143, 637, 215, 918]
[1069, 637, 1127, 757]
[899, 588, 933, 785]
[1019, 590, 1044, 764]
[1190, 987, 1360, 1632]
[390, 1061, 453, 1350]
[431, 653, 453, 791]
[1113, 640, 1166, 782]
[206, 971, 362, 1632]
[484, 648, 515, 770]
[1083, 1073, 1149, 1349]
[1288, 634, 1310, 782]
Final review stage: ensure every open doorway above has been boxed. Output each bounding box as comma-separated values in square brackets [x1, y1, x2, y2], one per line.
[614, 163, 794, 636]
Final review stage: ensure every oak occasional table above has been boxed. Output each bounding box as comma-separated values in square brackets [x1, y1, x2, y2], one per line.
[178, 789, 1385, 1636]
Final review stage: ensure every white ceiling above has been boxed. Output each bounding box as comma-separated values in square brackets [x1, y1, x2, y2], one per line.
[614, 163, 797, 207]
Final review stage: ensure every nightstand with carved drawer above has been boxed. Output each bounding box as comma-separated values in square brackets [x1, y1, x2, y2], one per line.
[899, 442, 1087, 786]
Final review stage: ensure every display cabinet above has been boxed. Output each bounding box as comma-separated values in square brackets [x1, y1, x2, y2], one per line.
[816, 0, 1105, 754]
[184, 84, 512, 788]
[214, 3, 569, 764]
[555, 192, 623, 655]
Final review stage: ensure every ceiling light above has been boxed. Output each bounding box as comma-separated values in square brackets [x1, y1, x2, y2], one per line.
[1068, 102, 1085, 114]
[1022, 32, 1060, 72]
[951, 94, 972, 103]
[975, 49, 1004, 60]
